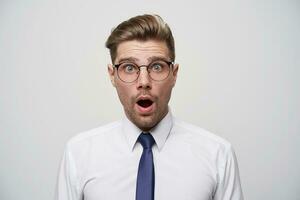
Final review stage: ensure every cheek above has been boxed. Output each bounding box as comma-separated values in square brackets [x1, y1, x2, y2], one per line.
[116, 85, 134, 106]
[155, 84, 173, 104]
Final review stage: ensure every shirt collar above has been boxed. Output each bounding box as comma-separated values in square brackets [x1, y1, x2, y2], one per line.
[121, 109, 173, 152]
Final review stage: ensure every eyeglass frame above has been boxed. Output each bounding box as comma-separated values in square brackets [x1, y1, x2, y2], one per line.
[113, 60, 175, 83]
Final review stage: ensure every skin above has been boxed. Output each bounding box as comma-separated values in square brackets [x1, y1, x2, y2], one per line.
[108, 40, 179, 132]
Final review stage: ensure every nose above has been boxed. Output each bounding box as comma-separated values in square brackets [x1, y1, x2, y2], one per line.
[136, 66, 152, 90]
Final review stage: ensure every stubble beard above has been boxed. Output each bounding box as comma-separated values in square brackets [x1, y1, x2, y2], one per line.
[124, 103, 168, 132]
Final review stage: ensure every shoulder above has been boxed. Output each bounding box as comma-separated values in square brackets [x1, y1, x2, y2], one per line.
[172, 117, 233, 155]
[65, 120, 122, 151]
[173, 117, 231, 146]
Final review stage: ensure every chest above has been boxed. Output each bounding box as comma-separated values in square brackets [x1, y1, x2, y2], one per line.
[82, 148, 216, 200]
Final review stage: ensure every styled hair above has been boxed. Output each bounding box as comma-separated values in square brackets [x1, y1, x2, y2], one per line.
[105, 14, 175, 63]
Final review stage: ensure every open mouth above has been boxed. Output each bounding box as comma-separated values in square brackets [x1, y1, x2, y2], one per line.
[137, 99, 153, 108]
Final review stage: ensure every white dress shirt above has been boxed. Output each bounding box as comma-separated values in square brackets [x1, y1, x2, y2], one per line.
[55, 111, 244, 200]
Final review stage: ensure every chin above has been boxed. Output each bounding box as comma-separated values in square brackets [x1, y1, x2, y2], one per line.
[134, 117, 158, 131]
[125, 108, 163, 131]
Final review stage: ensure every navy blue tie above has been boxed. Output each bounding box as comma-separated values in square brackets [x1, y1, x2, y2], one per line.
[136, 133, 155, 200]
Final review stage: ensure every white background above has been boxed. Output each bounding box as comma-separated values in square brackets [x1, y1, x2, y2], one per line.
[1, 0, 299, 199]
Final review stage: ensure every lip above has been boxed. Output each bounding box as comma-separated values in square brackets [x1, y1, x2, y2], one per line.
[136, 95, 154, 102]
[135, 95, 155, 115]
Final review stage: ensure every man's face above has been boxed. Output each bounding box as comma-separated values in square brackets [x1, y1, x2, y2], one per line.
[108, 40, 179, 131]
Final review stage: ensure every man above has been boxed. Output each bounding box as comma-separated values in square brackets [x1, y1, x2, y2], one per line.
[55, 14, 244, 200]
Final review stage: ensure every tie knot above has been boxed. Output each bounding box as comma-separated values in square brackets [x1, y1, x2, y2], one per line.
[138, 133, 155, 149]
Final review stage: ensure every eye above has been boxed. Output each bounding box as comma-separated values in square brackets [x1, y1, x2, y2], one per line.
[125, 65, 134, 72]
[150, 63, 163, 72]
[120, 63, 137, 73]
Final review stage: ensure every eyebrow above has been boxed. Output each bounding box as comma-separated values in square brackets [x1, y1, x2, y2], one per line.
[116, 57, 138, 64]
[116, 56, 170, 64]
[147, 56, 170, 62]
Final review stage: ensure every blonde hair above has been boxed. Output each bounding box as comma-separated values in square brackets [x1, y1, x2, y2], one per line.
[105, 14, 175, 63]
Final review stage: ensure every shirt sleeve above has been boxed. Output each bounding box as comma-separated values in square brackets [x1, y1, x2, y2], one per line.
[55, 144, 82, 200]
[213, 145, 244, 200]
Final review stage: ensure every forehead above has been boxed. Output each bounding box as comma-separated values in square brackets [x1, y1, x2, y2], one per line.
[115, 40, 170, 63]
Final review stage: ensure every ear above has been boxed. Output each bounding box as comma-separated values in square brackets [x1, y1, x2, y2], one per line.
[107, 64, 116, 87]
[171, 63, 179, 87]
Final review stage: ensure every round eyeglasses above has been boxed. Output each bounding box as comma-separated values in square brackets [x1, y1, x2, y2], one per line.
[114, 60, 174, 83]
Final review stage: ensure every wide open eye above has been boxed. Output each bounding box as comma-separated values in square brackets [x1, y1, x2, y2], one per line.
[120, 63, 138, 74]
[150, 61, 166, 73]
[152, 64, 162, 72]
